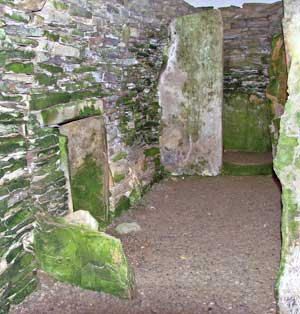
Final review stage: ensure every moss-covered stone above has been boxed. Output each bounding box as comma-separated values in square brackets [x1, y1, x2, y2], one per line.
[71, 154, 107, 225]
[73, 65, 97, 73]
[33, 214, 134, 298]
[38, 63, 63, 74]
[112, 152, 127, 162]
[0, 135, 25, 155]
[5, 62, 34, 74]
[222, 161, 273, 176]
[0, 50, 35, 67]
[43, 30, 60, 42]
[4, 12, 29, 23]
[114, 196, 130, 217]
[144, 147, 159, 157]
[30, 86, 103, 110]
[223, 93, 272, 152]
[35, 73, 57, 86]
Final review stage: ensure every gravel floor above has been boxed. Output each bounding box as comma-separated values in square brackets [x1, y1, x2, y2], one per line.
[11, 176, 282, 314]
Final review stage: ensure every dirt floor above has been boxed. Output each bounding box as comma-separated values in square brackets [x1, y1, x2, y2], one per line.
[11, 176, 282, 314]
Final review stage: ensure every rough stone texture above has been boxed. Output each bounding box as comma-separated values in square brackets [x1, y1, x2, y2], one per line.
[60, 117, 109, 226]
[159, 11, 223, 176]
[274, 0, 300, 312]
[266, 34, 288, 156]
[33, 214, 135, 299]
[220, 3, 283, 153]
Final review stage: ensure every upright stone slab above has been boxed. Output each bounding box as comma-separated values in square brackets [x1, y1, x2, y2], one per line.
[159, 11, 223, 176]
[274, 0, 300, 312]
[60, 117, 109, 226]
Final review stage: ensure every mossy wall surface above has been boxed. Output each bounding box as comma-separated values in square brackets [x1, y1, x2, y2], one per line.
[159, 11, 223, 176]
[223, 93, 272, 152]
[220, 3, 283, 154]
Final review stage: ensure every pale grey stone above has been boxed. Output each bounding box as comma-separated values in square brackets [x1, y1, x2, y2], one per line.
[115, 222, 141, 235]
[64, 210, 99, 231]
[159, 11, 223, 176]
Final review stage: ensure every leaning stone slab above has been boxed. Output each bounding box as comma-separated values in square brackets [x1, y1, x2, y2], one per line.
[33, 214, 135, 299]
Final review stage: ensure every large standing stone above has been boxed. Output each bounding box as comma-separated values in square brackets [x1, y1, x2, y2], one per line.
[274, 0, 300, 312]
[60, 117, 109, 226]
[159, 11, 223, 176]
[34, 214, 135, 299]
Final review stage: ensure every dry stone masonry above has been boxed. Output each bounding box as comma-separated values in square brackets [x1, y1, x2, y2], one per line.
[221, 3, 283, 153]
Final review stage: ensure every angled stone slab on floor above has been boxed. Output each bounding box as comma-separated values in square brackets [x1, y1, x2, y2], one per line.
[33, 214, 135, 299]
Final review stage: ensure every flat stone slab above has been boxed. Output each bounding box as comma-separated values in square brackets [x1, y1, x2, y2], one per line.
[116, 222, 141, 235]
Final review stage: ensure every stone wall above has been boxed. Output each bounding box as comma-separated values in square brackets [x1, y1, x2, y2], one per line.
[221, 2, 283, 152]
[0, 0, 198, 311]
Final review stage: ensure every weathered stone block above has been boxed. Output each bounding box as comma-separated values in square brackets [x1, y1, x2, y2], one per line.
[159, 11, 223, 176]
[34, 214, 135, 299]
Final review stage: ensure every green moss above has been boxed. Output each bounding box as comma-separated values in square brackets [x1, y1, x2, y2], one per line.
[0, 158, 26, 178]
[144, 147, 159, 157]
[35, 73, 57, 86]
[33, 214, 134, 298]
[222, 161, 273, 176]
[129, 187, 142, 205]
[73, 65, 97, 73]
[4, 13, 29, 23]
[223, 93, 272, 152]
[58, 135, 68, 169]
[71, 154, 107, 225]
[112, 152, 127, 162]
[38, 63, 63, 74]
[78, 105, 102, 118]
[52, 0, 69, 10]
[43, 30, 60, 42]
[9, 37, 38, 47]
[113, 173, 125, 183]
[5, 62, 34, 74]
[114, 196, 130, 217]
[0, 50, 35, 67]
[40, 108, 59, 125]
[30, 92, 71, 110]
[0, 135, 25, 155]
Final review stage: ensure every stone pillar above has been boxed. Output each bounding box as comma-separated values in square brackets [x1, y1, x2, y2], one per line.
[274, 0, 300, 312]
[159, 10, 223, 176]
